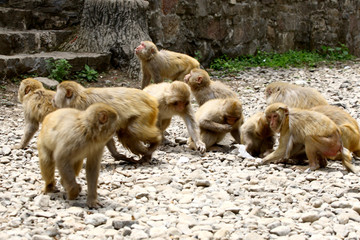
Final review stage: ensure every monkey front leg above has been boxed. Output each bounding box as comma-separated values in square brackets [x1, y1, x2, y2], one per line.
[183, 114, 206, 153]
[14, 120, 39, 149]
[261, 133, 290, 165]
[141, 67, 152, 89]
[230, 128, 241, 144]
[106, 138, 138, 163]
[199, 120, 232, 133]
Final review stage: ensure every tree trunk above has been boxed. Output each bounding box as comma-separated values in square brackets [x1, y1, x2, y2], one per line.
[61, 0, 150, 78]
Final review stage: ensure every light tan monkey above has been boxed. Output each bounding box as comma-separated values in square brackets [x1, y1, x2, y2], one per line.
[311, 105, 360, 157]
[240, 112, 275, 157]
[143, 81, 206, 153]
[265, 82, 328, 108]
[53, 81, 161, 163]
[261, 103, 357, 173]
[135, 41, 200, 89]
[190, 98, 244, 150]
[15, 78, 56, 149]
[37, 103, 119, 208]
[184, 68, 237, 106]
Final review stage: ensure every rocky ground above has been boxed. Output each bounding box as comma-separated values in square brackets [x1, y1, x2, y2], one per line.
[1, 62, 360, 240]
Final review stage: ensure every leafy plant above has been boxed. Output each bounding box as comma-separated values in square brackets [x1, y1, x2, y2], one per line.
[46, 58, 72, 82]
[210, 44, 355, 72]
[76, 65, 99, 82]
[194, 51, 202, 61]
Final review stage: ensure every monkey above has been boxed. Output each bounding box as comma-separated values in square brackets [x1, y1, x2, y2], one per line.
[189, 98, 244, 151]
[261, 102, 357, 173]
[135, 41, 200, 89]
[14, 78, 57, 149]
[143, 81, 206, 153]
[184, 68, 238, 106]
[311, 105, 360, 157]
[53, 81, 162, 163]
[37, 103, 119, 208]
[265, 82, 328, 109]
[240, 112, 276, 157]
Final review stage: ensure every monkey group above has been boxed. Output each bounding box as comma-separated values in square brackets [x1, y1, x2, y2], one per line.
[14, 41, 359, 208]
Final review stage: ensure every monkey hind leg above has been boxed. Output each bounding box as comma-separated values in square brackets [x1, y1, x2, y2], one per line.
[39, 150, 57, 193]
[201, 131, 224, 150]
[57, 159, 82, 200]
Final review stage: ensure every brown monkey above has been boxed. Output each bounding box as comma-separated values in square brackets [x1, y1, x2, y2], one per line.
[14, 78, 56, 149]
[261, 102, 357, 173]
[37, 103, 119, 208]
[53, 81, 161, 163]
[240, 112, 275, 157]
[265, 82, 328, 109]
[189, 98, 244, 150]
[143, 81, 206, 153]
[311, 105, 360, 157]
[184, 68, 237, 106]
[135, 41, 200, 89]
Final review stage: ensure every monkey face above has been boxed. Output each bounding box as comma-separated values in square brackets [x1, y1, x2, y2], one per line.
[172, 101, 189, 113]
[135, 42, 145, 54]
[226, 116, 239, 125]
[267, 112, 281, 132]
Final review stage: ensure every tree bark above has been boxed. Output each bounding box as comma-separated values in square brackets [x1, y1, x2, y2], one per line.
[61, 0, 150, 78]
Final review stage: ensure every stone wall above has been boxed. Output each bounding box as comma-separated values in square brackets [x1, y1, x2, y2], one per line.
[147, 0, 360, 66]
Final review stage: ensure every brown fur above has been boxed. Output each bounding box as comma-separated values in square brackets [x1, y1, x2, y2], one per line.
[265, 82, 328, 109]
[15, 78, 56, 149]
[262, 103, 357, 173]
[135, 41, 200, 89]
[37, 103, 119, 208]
[190, 98, 244, 150]
[240, 112, 275, 157]
[53, 81, 162, 162]
[184, 68, 237, 106]
[312, 105, 360, 157]
[144, 81, 206, 153]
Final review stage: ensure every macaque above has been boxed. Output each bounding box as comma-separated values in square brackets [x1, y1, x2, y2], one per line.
[261, 103, 357, 173]
[53, 81, 162, 163]
[37, 103, 119, 208]
[311, 105, 360, 157]
[240, 112, 275, 157]
[189, 98, 244, 150]
[184, 68, 237, 106]
[15, 78, 56, 149]
[143, 81, 206, 153]
[265, 82, 328, 108]
[135, 41, 200, 89]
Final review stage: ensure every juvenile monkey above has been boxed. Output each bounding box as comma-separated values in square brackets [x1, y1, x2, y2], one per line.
[53, 81, 161, 163]
[311, 105, 360, 157]
[37, 103, 119, 208]
[135, 41, 200, 89]
[184, 68, 237, 106]
[189, 98, 244, 150]
[265, 82, 328, 109]
[15, 78, 56, 149]
[261, 103, 357, 173]
[240, 112, 275, 157]
[144, 81, 206, 153]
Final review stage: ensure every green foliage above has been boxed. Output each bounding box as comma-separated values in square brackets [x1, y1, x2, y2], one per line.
[76, 65, 99, 82]
[210, 44, 355, 72]
[194, 51, 202, 61]
[46, 58, 72, 82]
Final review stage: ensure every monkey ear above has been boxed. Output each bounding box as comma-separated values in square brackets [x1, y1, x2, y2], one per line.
[25, 86, 31, 95]
[197, 76, 203, 83]
[98, 112, 108, 124]
[278, 106, 289, 115]
[65, 89, 73, 98]
[151, 47, 156, 54]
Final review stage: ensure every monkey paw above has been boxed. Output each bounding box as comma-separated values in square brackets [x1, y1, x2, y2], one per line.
[12, 144, 23, 150]
[195, 141, 206, 154]
[87, 198, 102, 209]
[67, 184, 81, 200]
[43, 182, 58, 193]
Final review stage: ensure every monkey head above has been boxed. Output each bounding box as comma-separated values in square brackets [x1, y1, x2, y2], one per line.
[53, 81, 83, 109]
[18, 78, 43, 103]
[165, 81, 191, 113]
[224, 98, 243, 125]
[184, 69, 210, 89]
[135, 41, 158, 61]
[265, 102, 289, 133]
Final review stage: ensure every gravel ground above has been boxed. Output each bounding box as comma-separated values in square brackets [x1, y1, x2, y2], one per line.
[1, 63, 360, 240]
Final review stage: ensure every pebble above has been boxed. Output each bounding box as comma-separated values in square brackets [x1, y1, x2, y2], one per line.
[2, 65, 360, 239]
